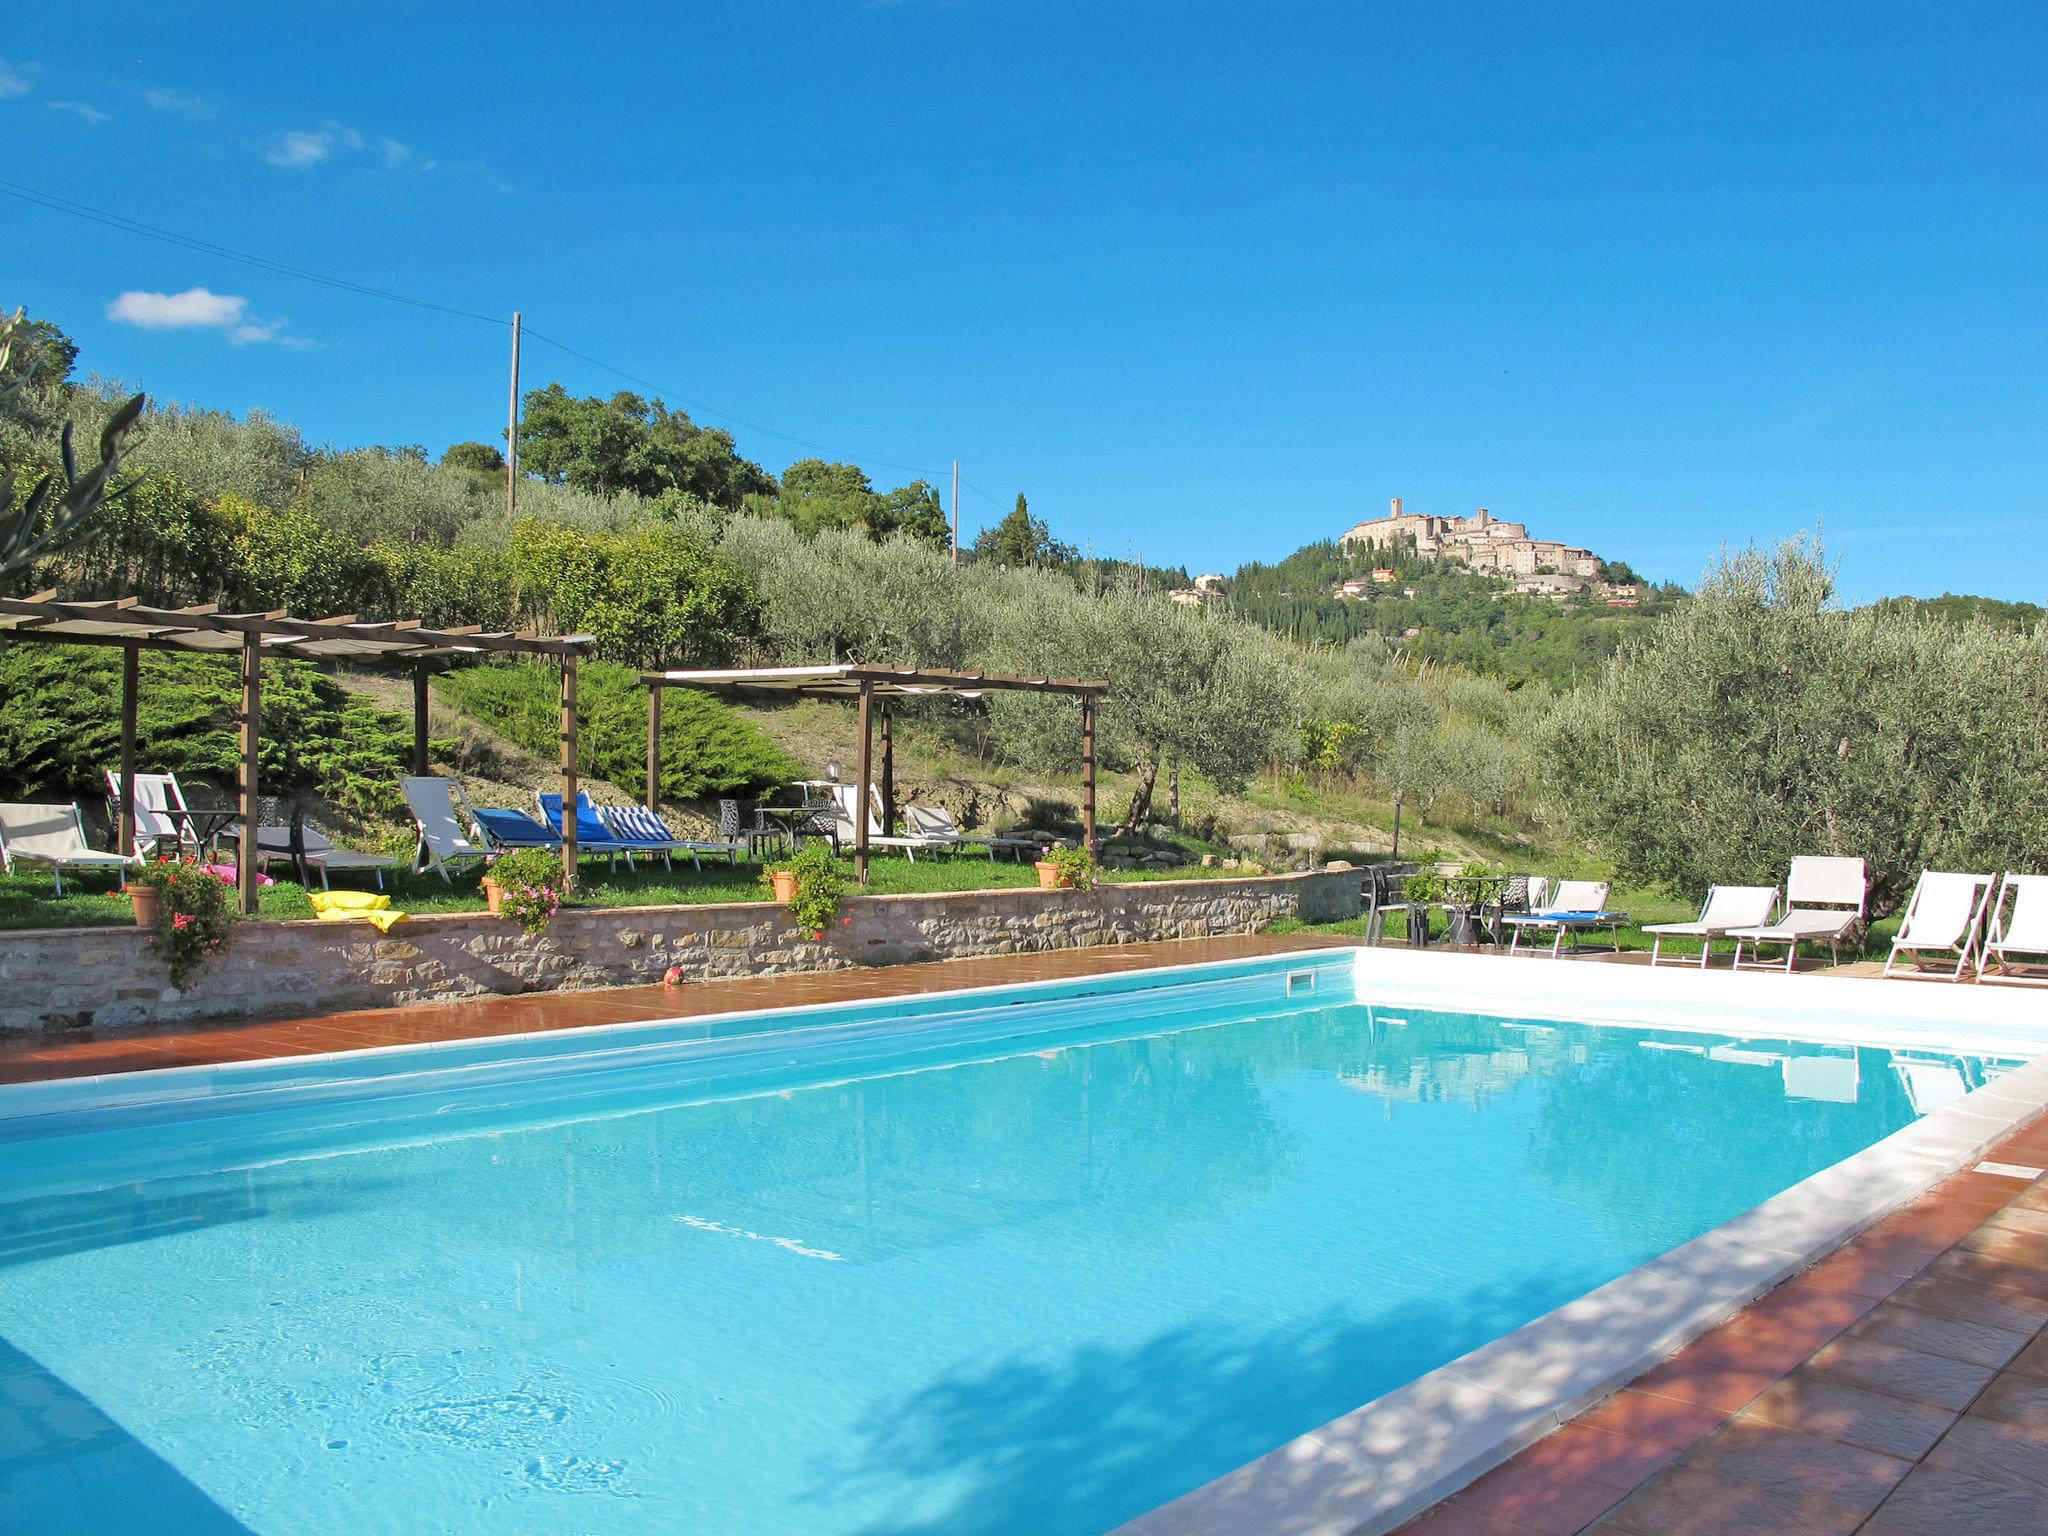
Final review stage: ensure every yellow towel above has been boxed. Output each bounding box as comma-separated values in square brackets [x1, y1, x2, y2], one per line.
[308, 890, 407, 932]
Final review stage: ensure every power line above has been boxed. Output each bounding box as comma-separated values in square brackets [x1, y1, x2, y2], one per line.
[0, 179, 508, 326]
[4, 176, 1020, 503]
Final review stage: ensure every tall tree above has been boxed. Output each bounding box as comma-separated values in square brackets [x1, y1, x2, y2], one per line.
[516, 384, 775, 507]
[972, 495, 1075, 569]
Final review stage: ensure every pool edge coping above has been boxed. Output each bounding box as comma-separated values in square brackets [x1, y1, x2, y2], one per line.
[1111, 1000, 2048, 1536]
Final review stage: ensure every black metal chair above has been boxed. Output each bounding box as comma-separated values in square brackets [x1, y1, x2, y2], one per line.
[1364, 863, 1423, 946]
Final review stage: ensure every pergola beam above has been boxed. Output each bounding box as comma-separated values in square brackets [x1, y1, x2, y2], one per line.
[0, 594, 593, 657]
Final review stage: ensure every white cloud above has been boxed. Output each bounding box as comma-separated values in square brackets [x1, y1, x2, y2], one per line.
[107, 288, 304, 347]
[381, 137, 412, 169]
[0, 57, 40, 98]
[48, 99, 109, 126]
[140, 86, 213, 118]
[266, 129, 335, 168]
[108, 288, 247, 330]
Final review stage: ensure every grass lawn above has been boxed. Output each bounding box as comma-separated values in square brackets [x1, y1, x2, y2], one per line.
[0, 849, 1248, 932]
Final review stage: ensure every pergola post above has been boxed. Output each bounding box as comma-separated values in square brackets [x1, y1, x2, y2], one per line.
[117, 644, 139, 857]
[238, 631, 261, 915]
[1081, 693, 1098, 855]
[560, 655, 580, 892]
[645, 685, 662, 811]
[411, 667, 431, 776]
[878, 703, 895, 836]
[854, 680, 874, 884]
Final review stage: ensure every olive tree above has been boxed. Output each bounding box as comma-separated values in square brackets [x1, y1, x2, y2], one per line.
[1548, 535, 2048, 916]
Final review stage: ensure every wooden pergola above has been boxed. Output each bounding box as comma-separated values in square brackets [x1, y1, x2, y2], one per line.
[0, 592, 594, 913]
[640, 664, 1111, 882]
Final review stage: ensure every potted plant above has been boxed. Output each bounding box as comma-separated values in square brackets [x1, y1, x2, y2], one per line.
[1036, 845, 1098, 891]
[125, 856, 239, 989]
[762, 843, 846, 941]
[487, 848, 566, 935]
[1402, 868, 1446, 947]
[479, 873, 505, 915]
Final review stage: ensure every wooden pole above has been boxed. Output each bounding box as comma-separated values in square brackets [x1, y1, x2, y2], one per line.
[117, 644, 139, 857]
[950, 460, 960, 566]
[645, 685, 662, 811]
[506, 310, 522, 519]
[238, 631, 261, 915]
[411, 668, 431, 776]
[1080, 694, 1097, 854]
[854, 680, 874, 884]
[559, 654, 579, 892]
[879, 703, 895, 836]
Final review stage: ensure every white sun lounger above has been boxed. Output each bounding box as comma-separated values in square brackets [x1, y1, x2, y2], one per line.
[1882, 870, 1996, 981]
[1500, 879, 1624, 957]
[1643, 884, 1781, 968]
[905, 805, 1042, 861]
[255, 824, 402, 890]
[1728, 856, 1867, 972]
[0, 802, 141, 894]
[826, 785, 952, 860]
[398, 775, 493, 881]
[1981, 873, 2048, 986]
[105, 770, 198, 856]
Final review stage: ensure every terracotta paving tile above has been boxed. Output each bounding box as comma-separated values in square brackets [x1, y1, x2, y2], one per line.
[1393, 1499, 1530, 1536]
[1504, 1421, 1688, 1491]
[1804, 1335, 2001, 1410]
[1847, 1299, 2036, 1372]
[1957, 1223, 2048, 1272]
[1570, 1389, 1732, 1451]
[1631, 1328, 1816, 1413]
[1726, 1278, 1880, 1351]
[1984, 1204, 2048, 1239]
[1591, 1461, 1885, 1536]
[1858, 1464, 2048, 1536]
[1887, 1273, 2048, 1338]
[1797, 1246, 1927, 1303]
[1442, 1460, 1628, 1534]
[1735, 1372, 1959, 1461]
[1675, 1419, 1911, 1503]
[1971, 1373, 2048, 1433]
[1920, 1413, 2048, 1496]
[1931, 1171, 2029, 1210]
[2008, 1333, 2048, 1383]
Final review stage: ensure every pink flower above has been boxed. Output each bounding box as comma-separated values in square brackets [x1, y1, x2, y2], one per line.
[172, 913, 194, 929]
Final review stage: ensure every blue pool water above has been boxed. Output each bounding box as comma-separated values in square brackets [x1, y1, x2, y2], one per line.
[0, 956, 2019, 1535]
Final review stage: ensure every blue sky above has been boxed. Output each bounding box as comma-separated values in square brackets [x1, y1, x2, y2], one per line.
[5, 2, 2043, 601]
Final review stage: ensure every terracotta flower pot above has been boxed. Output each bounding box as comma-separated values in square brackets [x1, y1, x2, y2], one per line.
[770, 870, 799, 904]
[480, 876, 505, 916]
[128, 887, 163, 928]
[1036, 860, 1065, 890]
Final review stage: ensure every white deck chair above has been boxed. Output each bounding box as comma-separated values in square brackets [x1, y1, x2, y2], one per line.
[1882, 871, 1996, 981]
[826, 785, 950, 860]
[398, 775, 492, 881]
[1643, 885, 1780, 968]
[0, 803, 141, 894]
[106, 770, 196, 855]
[1981, 874, 2048, 986]
[1728, 856, 1868, 972]
[255, 825, 401, 890]
[906, 805, 1043, 861]
[1500, 879, 1623, 957]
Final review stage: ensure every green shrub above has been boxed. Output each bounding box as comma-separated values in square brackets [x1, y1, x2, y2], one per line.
[0, 646, 413, 817]
[436, 659, 801, 801]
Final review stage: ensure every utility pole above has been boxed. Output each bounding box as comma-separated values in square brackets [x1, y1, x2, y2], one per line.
[950, 459, 960, 566]
[505, 310, 522, 519]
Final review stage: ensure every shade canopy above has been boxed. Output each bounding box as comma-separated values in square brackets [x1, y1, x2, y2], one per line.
[642, 663, 1108, 880]
[642, 663, 1108, 699]
[0, 591, 592, 666]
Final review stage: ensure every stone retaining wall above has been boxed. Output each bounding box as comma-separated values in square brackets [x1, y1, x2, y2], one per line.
[0, 869, 1364, 1037]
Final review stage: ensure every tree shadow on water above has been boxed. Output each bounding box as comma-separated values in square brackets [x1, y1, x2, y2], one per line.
[0, 1334, 253, 1534]
[809, 1279, 1568, 1536]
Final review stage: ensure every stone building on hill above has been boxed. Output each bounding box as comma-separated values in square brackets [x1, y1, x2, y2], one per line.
[1339, 497, 1601, 582]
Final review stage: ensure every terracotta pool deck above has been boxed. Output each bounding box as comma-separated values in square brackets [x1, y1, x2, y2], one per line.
[3, 929, 2042, 1533]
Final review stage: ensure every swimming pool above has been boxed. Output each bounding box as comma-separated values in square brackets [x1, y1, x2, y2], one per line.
[0, 952, 2029, 1534]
